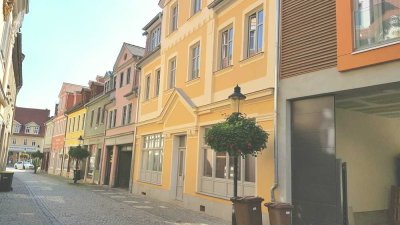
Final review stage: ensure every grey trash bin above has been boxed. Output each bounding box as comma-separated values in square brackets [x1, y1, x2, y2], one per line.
[0, 171, 14, 192]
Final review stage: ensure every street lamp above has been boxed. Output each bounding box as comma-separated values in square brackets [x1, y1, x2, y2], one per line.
[229, 85, 246, 113]
[228, 85, 246, 225]
[78, 136, 84, 146]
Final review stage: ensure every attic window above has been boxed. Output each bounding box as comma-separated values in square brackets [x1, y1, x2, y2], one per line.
[124, 53, 128, 60]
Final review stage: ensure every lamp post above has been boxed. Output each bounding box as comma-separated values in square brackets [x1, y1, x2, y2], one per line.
[228, 85, 246, 225]
[78, 135, 84, 146]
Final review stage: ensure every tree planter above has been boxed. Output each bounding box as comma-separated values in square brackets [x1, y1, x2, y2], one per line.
[68, 146, 89, 184]
[206, 113, 268, 225]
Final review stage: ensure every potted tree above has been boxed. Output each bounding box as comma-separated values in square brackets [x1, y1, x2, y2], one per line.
[31, 150, 44, 174]
[68, 145, 90, 183]
[205, 112, 268, 225]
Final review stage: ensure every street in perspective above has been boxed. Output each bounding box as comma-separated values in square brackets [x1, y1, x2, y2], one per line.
[1, 0, 400, 225]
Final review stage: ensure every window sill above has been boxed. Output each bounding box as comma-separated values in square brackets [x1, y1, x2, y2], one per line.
[240, 51, 264, 65]
[213, 65, 234, 76]
[185, 77, 200, 86]
[196, 191, 231, 201]
[352, 40, 400, 55]
[187, 9, 202, 21]
[164, 88, 174, 94]
[138, 179, 162, 186]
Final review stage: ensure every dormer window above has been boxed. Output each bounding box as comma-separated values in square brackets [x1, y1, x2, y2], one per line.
[150, 26, 161, 51]
[34, 126, 40, 134]
[13, 124, 21, 133]
[25, 126, 30, 134]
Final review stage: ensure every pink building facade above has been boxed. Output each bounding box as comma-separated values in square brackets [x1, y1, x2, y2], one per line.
[100, 43, 144, 189]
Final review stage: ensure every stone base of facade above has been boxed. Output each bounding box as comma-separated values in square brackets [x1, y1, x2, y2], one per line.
[132, 181, 270, 224]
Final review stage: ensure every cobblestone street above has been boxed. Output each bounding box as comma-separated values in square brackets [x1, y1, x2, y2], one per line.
[0, 168, 229, 225]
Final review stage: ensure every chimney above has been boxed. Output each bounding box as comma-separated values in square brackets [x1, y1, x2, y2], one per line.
[54, 104, 59, 116]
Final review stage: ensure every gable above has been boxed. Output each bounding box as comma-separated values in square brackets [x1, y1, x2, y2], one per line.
[164, 99, 196, 128]
[25, 122, 39, 127]
[114, 45, 133, 70]
[13, 120, 21, 125]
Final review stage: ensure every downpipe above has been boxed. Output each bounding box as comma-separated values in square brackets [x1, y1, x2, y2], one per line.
[270, 0, 281, 203]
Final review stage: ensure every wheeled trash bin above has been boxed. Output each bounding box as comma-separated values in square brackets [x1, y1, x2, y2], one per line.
[231, 196, 264, 225]
[0, 171, 14, 192]
[265, 202, 293, 225]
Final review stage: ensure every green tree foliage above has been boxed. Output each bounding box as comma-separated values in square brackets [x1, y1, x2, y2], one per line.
[205, 112, 268, 157]
[68, 146, 90, 161]
[31, 150, 44, 174]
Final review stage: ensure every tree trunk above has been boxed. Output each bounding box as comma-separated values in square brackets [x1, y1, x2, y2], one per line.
[75, 159, 79, 170]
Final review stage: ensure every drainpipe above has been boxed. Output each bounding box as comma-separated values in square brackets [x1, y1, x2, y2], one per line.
[270, 0, 281, 203]
[128, 65, 141, 193]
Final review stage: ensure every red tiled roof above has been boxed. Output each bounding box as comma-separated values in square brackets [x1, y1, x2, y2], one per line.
[14, 107, 51, 137]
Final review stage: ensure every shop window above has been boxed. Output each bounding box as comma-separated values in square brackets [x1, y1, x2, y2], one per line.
[140, 133, 164, 184]
[354, 0, 400, 50]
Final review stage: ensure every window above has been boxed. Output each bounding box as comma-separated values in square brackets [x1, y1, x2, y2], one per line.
[23, 139, 27, 145]
[134, 68, 139, 87]
[190, 43, 200, 80]
[101, 108, 106, 124]
[354, 0, 400, 50]
[77, 115, 80, 131]
[126, 67, 131, 84]
[12, 138, 16, 145]
[32, 140, 36, 147]
[105, 81, 110, 93]
[33, 126, 40, 135]
[25, 126, 30, 134]
[82, 113, 86, 130]
[150, 26, 161, 51]
[168, 57, 176, 89]
[171, 3, 179, 32]
[113, 109, 117, 128]
[122, 105, 127, 125]
[221, 27, 233, 69]
[155, 69, 161, 97]
[145, 75, 151, 100]
[113, 75, 117, 90]
[108, 110, 113, 129]
[120, 72, 124, 88]
[127, 104, 132, 124]
[200, 127, 256, 197]
[96, 107, 101, 125]
[14, 125, 21, 133]
[247, 9, 264, 57]
[90, 110, 95, 128]
[140, 133, 164, 184]
[192, 0, 201, 15]
[72, 117, 76, 132]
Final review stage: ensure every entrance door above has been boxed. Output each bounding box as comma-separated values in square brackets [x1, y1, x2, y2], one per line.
[291, 96, 342, 225]
[116, 145, 132, 188]
[175, 135, 186, 201]
[104, 147, 113, 185]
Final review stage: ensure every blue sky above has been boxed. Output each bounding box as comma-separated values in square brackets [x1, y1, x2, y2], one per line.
[17, 0, 161, 114]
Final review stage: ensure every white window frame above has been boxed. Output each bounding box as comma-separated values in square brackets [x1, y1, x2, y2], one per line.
[247, 8, 264, 58]
[144, 75, 151, 100]
[168, 57, 176, 89]
[170, 3, 179, 33]
[23, 139, 27, 145]
[155, 69, 161, 97]
[220, 26, 233, 69]
[127, 104, 132, 124]
[32, 140, 36, 147]
[12, 138, 16, 144]
[192, 0, 201, 15]
[14, 125, 21, 133]
[140, 133, 164, 185]
[33, 126, 40, 134]
[199, 127, 256, 198]
[25, 126, 30, 134]
[190, 42, 200, 80]
[150, 26, 161, 51]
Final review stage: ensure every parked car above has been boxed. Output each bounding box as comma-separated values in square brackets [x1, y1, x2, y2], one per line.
[14, 161, 34, 170]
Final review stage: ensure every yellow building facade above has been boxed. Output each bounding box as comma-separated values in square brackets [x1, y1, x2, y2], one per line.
[133, 0, 276, 222]
[64, 106, 86, 178]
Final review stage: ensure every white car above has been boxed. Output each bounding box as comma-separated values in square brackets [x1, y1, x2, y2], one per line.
[14, 161, 34, 170]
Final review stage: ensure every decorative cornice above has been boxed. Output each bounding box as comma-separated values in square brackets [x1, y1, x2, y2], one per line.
[3, 0, 14, 21]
